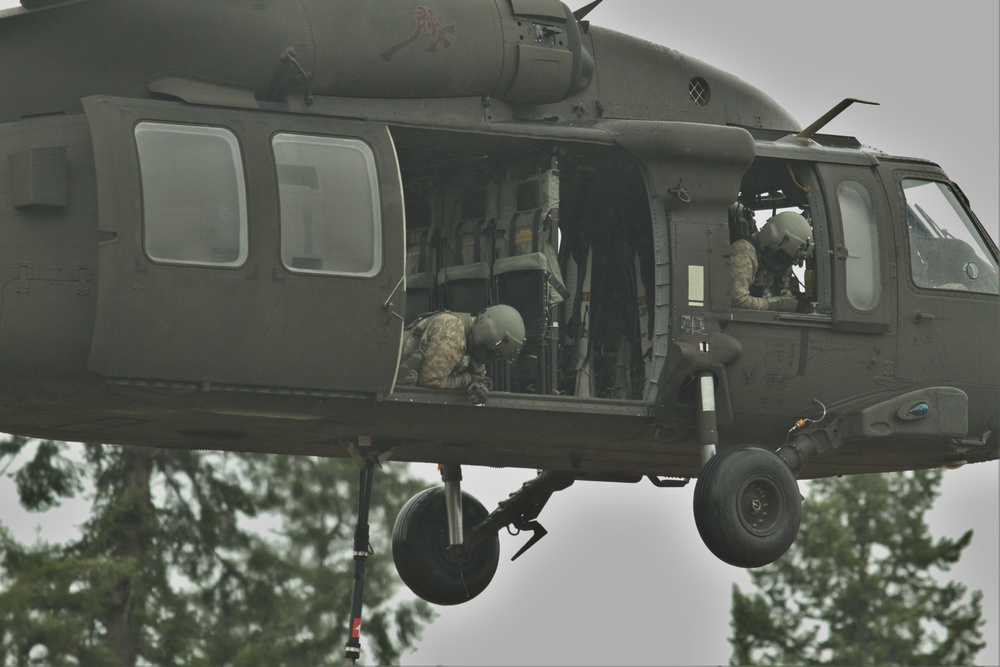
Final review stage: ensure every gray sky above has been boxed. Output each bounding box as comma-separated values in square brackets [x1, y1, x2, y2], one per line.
[0, 1, 996, 666]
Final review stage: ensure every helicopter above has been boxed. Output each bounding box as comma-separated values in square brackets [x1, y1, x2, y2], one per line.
[1, 0, 997, 661]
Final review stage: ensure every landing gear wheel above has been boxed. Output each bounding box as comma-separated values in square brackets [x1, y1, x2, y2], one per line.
[693, 446, 801, 568]
[392, 487, 500, 605]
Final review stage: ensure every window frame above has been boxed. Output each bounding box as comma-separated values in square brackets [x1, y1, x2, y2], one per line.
[134, 121, 249, 268]
[728, 157, 834, 322]
[271, 132, 384, 279]
[835, 178, 881, 312]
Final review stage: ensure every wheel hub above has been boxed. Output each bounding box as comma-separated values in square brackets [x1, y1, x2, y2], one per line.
[737, 475, 784, 537]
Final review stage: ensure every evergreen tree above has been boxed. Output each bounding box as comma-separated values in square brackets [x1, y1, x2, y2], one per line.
[0, 436, 434, 666]
[729, 469, 985, 666]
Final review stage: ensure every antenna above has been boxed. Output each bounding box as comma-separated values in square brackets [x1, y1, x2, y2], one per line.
[796, 98, 879, 143]
[573, 0, 606, 21]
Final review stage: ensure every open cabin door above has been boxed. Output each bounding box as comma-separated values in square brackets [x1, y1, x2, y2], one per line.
[83, 96, 405, 393]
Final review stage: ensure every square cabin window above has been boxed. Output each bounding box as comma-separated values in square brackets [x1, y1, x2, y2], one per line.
[273, 134, 382, 277]
[135, 122, 248, 267]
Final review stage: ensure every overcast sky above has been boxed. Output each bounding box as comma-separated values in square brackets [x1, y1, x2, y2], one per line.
[0, 1, 996, 666]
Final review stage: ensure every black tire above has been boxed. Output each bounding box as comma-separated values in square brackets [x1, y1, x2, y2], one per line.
[392, 486, 500, 605]
[693, 446, 801, 568]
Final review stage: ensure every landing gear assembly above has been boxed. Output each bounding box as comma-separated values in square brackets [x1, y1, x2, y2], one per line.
[391, 466, 574, 605]
[689, 369, 802, 568]
[344, 386, 967, 662]
[387, 437, 805, 611]
[693, 445, 801, 568]
[688, 382, 969, 569]
[392, 485, 500, 605]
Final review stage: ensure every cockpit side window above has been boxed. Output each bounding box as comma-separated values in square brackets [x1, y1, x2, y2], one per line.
[837, 179, 880, 310]
[135, 122, 248, 267]
[272, 133, 383, 277]
[902, 179, 999, 294]
[731, 158, 828, 315]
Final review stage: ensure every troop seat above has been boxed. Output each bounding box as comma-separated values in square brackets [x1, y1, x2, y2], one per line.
[437, 215, 497, 314]
[494, 208, 566, 393]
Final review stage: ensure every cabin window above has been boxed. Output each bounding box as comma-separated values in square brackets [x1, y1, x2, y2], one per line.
[135, 122, 248, 267]
[731, 158, 829, 315]
[902, 179, 999, 294]
[837, 180, 880, 311]
[273, 133, 382, 277]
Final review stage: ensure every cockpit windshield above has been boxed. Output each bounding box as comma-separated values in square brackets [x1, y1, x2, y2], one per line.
[903, 179, 999, 294]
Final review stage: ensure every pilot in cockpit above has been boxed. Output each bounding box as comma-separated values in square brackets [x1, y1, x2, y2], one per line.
[396, 305, 525, 405]
[730, 209, 814, 312]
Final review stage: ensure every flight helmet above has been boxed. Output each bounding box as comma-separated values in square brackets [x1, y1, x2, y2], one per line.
[469, 305, 525, 363]
[758, 211, 813, 269]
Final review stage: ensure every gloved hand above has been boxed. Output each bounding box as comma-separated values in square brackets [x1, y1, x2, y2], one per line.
[766, 295, 798, 312]
[467, 377, 492, 405]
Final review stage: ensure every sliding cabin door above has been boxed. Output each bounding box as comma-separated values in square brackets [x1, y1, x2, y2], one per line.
[84, 96, 405, 394]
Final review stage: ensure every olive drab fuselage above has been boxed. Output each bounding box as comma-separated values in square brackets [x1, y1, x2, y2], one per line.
[0, 0, 997, 482]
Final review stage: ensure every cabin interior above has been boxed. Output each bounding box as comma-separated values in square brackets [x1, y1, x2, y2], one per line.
[391, 126, 838, 405]
[392, 128, 655, 401]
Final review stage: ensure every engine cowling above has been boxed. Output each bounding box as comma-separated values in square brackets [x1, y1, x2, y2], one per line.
[0, 0, 595, 119]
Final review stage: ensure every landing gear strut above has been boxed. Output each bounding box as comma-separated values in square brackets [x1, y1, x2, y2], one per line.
[690, 369, 802, 568]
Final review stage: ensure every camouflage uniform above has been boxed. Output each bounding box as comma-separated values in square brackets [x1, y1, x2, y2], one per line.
[397, 312, 486, 389]
[730, 238, 792, 310]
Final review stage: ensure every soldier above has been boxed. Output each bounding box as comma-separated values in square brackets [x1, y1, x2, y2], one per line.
[730, 210, 813, 311]
[397, 304, 525, 404]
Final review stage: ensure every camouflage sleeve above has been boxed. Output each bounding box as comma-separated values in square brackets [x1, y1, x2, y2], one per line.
[395, 327, 423, 386]
[730, 239, 769, 310]
[775, 269, 793, 297]
[418, 314, 475, 389]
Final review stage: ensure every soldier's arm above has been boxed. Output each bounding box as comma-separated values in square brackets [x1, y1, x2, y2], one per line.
[730, 240, 769, 310]
[418, 316, 475, 389]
